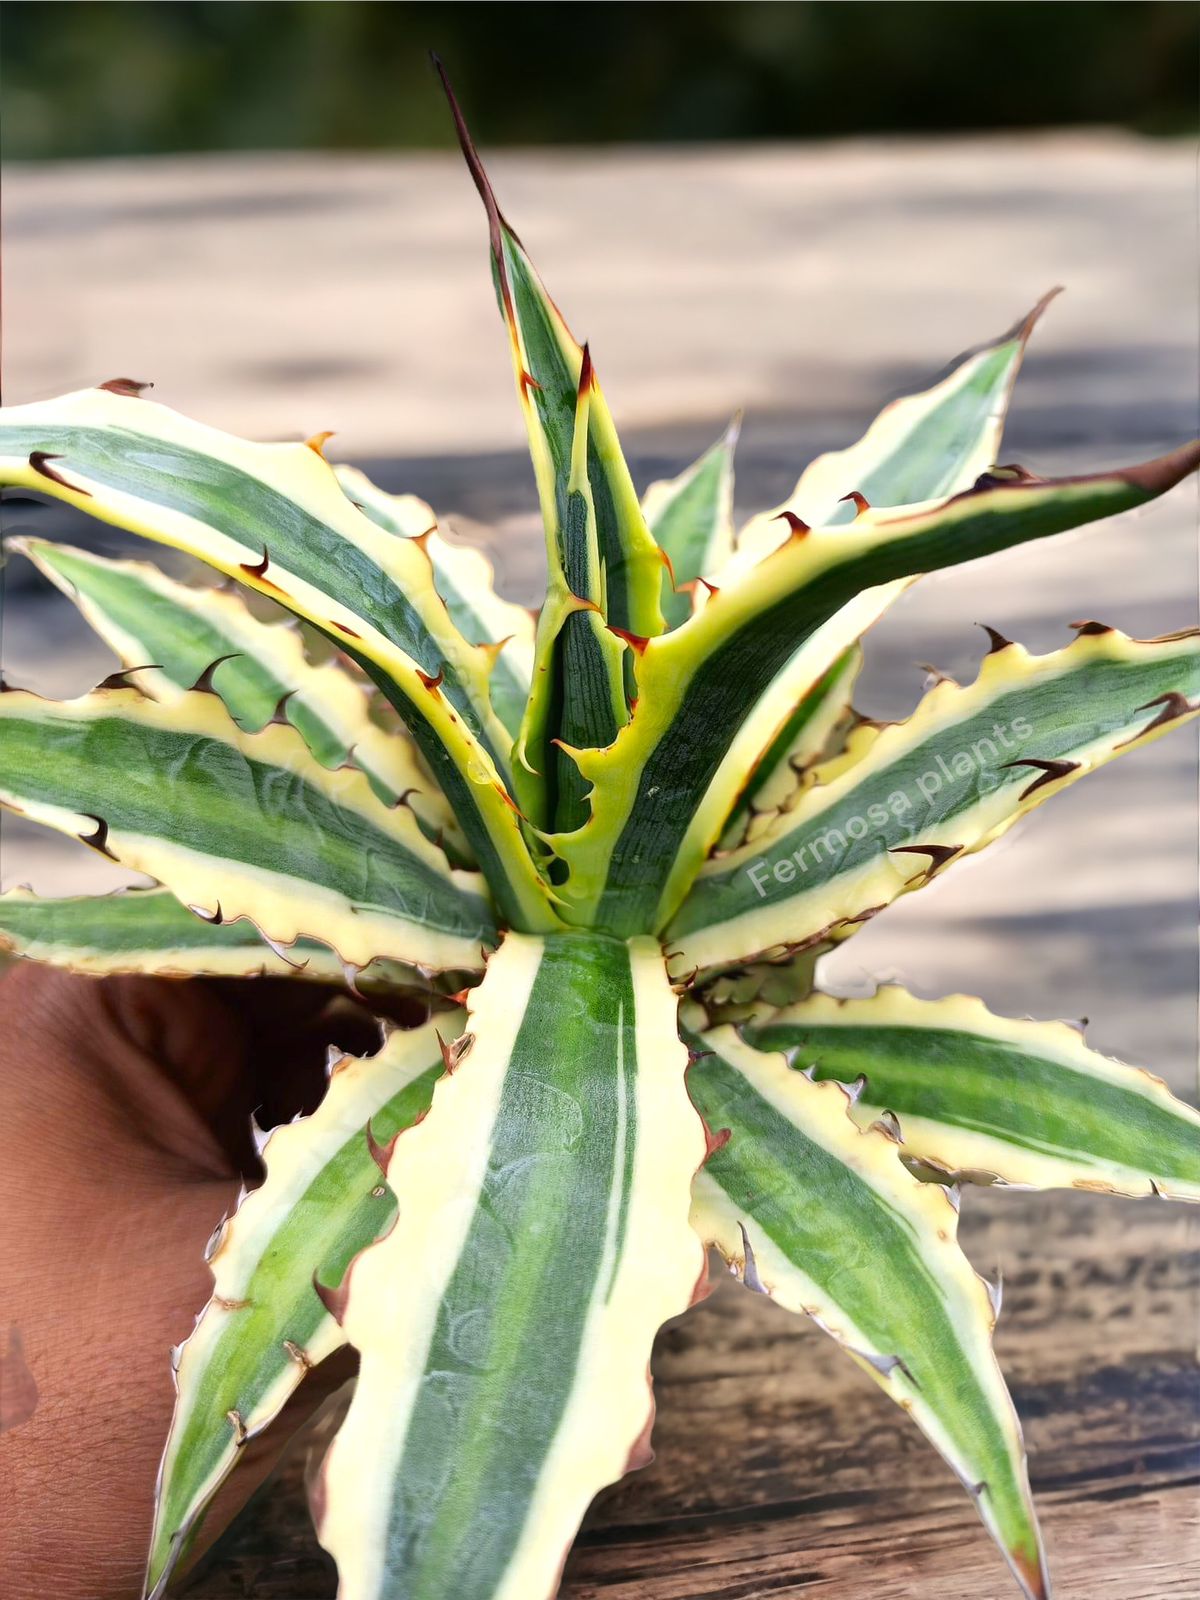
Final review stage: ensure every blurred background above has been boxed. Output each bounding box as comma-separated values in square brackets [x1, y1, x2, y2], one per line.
[2, 6, 1198, 1595]
[2, 0, 1197, 155]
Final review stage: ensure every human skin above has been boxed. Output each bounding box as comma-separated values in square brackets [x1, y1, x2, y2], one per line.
[0, 963, 384, 1600]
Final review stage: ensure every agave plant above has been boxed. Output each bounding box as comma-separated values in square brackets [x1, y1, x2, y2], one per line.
[2, 73, 1198, 1600]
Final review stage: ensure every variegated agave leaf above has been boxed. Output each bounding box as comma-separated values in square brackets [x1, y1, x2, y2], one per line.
[687, 1022, 1048, 1599]
[0, 685, 495, 973]
[15, 536, 464, 857]
[728, 287, 1061, 576]
[515, 354, 631, 834]
[669, 624, 1200, 973]
[748, 988, 1200, 1200]
[0, 885, 442, 996]
[438, 65, 663, 649]
[437, 63, 664, 833]
[316, 931, 707, 1600]
[0, 885, 343, 981]
[146, 1016, 458, 1598]
[697, 290, 1058, 861]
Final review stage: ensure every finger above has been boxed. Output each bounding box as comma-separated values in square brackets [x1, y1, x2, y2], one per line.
[1, 1171, 236, 1600]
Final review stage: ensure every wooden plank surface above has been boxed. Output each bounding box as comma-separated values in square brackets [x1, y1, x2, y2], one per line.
[2, 133, 1197, 1598]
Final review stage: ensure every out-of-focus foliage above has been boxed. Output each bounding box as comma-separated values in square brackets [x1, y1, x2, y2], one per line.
[1, 0, 1196, 161]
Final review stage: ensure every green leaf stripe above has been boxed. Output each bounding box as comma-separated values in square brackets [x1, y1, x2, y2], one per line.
[748, 988, 1200, 1200]
[0, 687, 496, 972]
[0, 885, 346, 979]
[146, 1017, 455, 1600]
[719, 642, 862, 849]
[16, 538, 463, 854]
[332, 465, 535, 741]
[687, 1024, 1047, 1599]
[668, 626, 1200, 970]
[317, 930, 706, 1600]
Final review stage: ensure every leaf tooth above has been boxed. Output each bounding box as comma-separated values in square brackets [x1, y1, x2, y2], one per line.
[238, 545, 271, 579]
[365, 1117, 399, 1176]
[889, 842, 963, 879]
[606, 624, 651, 654]
[772, 510, 811, 537]
[871, 1109, 903, 1144]
[735, 1222, 769, 1294]
[1000, 756, 1080, 800]
[972, 461, 1043, 491]
[978, 622, 1016, 654]
[476, 633, 515, 676]
[985, 1271, 1004, 1322]
[855, 1348, 919, 1387]
[1068, 617, 1114, 636]
[188, 652, 242, 694]
[282, 1339, 314, 1372]
[437, 1028, 474, 1074]
[266, 688, 296, 727]
[29, 450, 92, 496]
[1116, 688, 1200, 746]
[312, 1271, 352, 1326]
[98, 376, 153, 397]
[840, 1072, 868, 1107]
[95, 663, 160, 693]
[78, 812, 116, 861]
[254, 924, 306, 969]
[202, 1212, 229, 1264]
[577, 340, 595, 399]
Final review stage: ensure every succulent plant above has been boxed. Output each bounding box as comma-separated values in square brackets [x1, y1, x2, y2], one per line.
[1, 70, 1198, 1600]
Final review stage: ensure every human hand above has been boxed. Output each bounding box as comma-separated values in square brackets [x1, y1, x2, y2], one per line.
[0, 962, 384, 1600]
